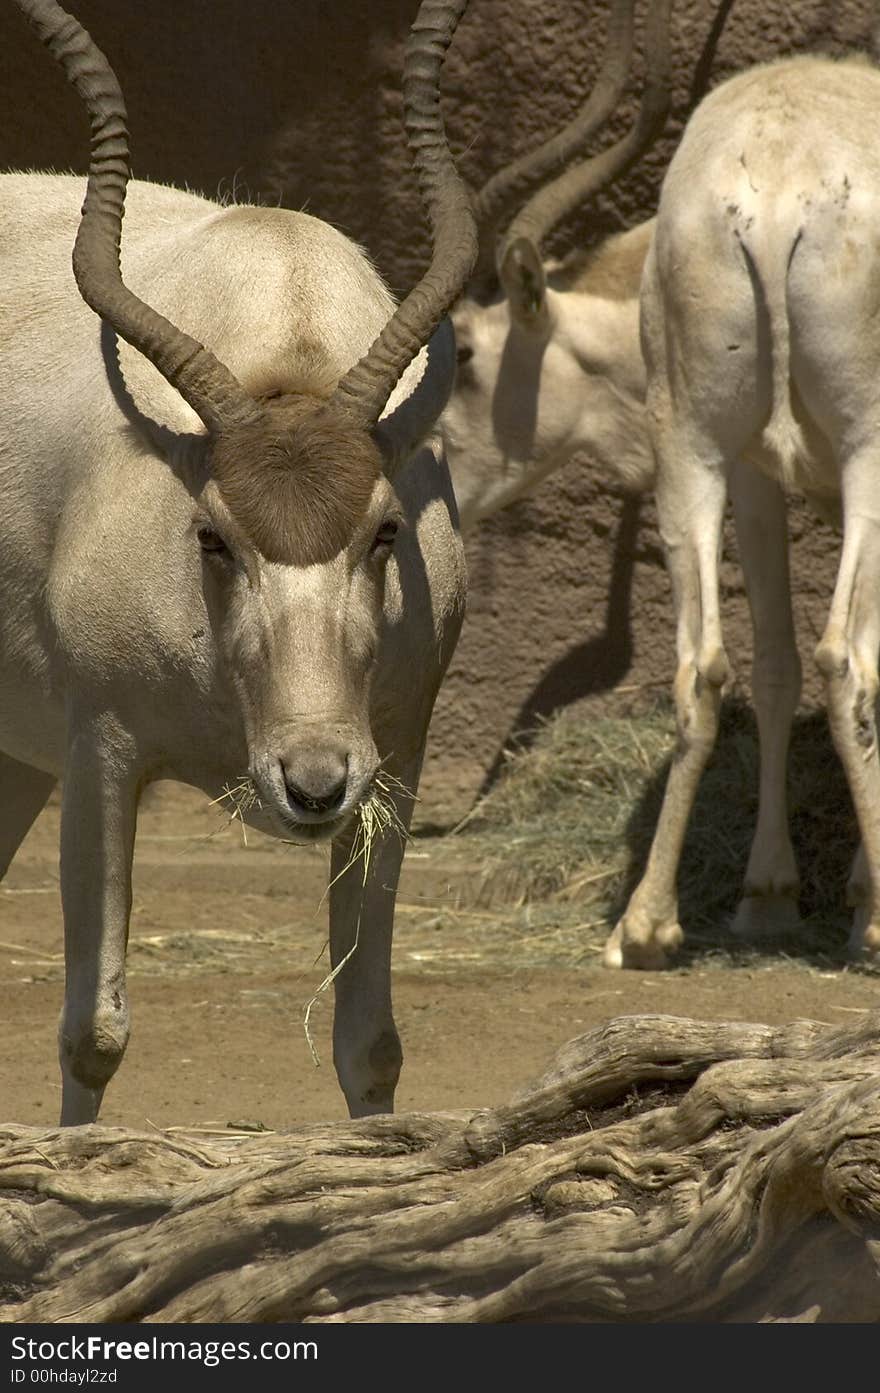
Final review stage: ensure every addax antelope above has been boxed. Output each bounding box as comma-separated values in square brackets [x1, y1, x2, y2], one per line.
[0, 0, 476, 1123]
[442, 0, 671, 528]
[611, 50, 880, 968]
[441, 2, 875, 968]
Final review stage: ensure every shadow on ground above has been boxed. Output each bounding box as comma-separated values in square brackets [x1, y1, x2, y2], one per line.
[474, 495, 645, 803]
[614, 698, 860, 965]
[439, 694, 870, 972]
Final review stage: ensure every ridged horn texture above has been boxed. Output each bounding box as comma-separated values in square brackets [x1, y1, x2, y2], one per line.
[329, 0, 478, 429]
[15, 0, 261, 436]
[470, 0, 636, 287]
[499, 0, 672, 267]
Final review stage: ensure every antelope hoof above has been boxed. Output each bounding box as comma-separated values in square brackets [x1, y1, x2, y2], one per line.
[59, 1011, 128, 1091]
[847, 909, 880, 962]
[348, 1091, 396, 1119]
[729, 892, 801, 941]
[337, 1028, 401, 1118]
[602, 917, 683, 971]
[59, 1078, 103, 1127]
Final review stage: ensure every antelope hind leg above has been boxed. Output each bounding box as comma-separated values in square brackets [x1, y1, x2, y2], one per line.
[0, 751, 55, 880]
[815, 489, 880, 961]
[605, 438, 729, 970]
[728, 462, 802, 940]
[846, 841, 870, 953]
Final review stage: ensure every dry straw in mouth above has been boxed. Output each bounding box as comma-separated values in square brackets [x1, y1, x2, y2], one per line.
[208, 777, 263, 846]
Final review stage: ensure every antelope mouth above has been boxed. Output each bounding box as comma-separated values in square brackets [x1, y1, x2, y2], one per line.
[247, 754, 379, 845]
[267, 774, 401, 849]
[273, 805, 354, 845]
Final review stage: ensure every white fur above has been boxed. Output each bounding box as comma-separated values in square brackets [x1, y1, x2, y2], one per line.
[442, 54, 880, 971]
[611, 55, 880, 967]
[0, 173, 466, 1121]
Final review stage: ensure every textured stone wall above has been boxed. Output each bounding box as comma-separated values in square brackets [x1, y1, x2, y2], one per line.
[0, 0, 871, 815]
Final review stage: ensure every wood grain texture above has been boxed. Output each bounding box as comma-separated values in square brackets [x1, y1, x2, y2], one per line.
[2, 1011, 879, 1322]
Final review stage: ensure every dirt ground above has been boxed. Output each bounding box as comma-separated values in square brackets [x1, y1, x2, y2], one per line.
[1, 781, 877, 1133]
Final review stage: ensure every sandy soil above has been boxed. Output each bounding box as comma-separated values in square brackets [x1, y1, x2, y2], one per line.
[1, 782, 876, 1133]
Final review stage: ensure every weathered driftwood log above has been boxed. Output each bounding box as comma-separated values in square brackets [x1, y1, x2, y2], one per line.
[1, 1012, 879, 1323]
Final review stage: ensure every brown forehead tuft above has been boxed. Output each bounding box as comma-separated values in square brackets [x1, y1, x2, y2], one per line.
[209, 396, 383, 566]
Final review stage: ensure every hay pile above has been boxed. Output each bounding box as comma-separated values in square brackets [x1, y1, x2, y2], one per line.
[450, 697, 860, 961]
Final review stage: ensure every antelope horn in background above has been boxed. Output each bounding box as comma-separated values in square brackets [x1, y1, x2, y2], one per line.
[470, 0, 637, 290]
[15, 0, 261, 436]
[498, 0, 672, 268]
[329, 0, 478, 430]
[686, 0, 737, 115]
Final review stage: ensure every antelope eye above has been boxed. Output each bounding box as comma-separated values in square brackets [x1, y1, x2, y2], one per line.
[197, 525, 228, 555]
[373, 519, 399, 551]
[456, 344, 474, 367]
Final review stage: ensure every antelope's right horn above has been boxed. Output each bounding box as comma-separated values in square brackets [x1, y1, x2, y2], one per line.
[328, 0, 478, 433]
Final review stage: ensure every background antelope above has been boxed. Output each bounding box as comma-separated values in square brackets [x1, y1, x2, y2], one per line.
[611, 50, 880, 969]
[441, 1, 880, 969]
[0, 0, 476, 1124]
[443, 0, 671, 531]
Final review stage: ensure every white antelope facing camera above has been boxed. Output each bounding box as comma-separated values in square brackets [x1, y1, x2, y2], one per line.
[0, 0, 477, 1124]
[441, 2, 880, 968]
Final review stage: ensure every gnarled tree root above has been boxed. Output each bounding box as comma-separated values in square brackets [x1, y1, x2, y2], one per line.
[1, 1012, 879, 1322]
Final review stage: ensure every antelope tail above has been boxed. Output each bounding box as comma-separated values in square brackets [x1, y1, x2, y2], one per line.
[739, 221, 806, 490]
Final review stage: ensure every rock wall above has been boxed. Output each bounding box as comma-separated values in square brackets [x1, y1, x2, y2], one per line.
[0, 0, 870, 816]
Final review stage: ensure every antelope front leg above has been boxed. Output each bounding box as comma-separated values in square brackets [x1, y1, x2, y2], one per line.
[729, 462, 802, 938]
[58, 716, 139, 1125]
[815, 498, 880, 960]
[604, 439, 729, 969]
[329, 756, 422, 1117]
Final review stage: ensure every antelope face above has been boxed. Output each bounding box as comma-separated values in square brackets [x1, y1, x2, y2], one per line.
[194, 471, 402, 842]
[442, 291, 584, 529]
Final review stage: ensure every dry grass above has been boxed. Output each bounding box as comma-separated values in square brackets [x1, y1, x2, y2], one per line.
[208, 776, 262, 845]
[441, 696, 863, 966]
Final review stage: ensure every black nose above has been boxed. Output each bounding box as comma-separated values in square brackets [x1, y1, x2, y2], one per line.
[282, 756, 348, 816]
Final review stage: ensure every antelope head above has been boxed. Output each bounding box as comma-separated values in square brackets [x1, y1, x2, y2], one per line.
[26, 0, 476, 840]
[442, 0, 671, 527]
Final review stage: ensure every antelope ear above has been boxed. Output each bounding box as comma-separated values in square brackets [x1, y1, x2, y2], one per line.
[373, 318, 456, 478]
[499, 236, 547, 325]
